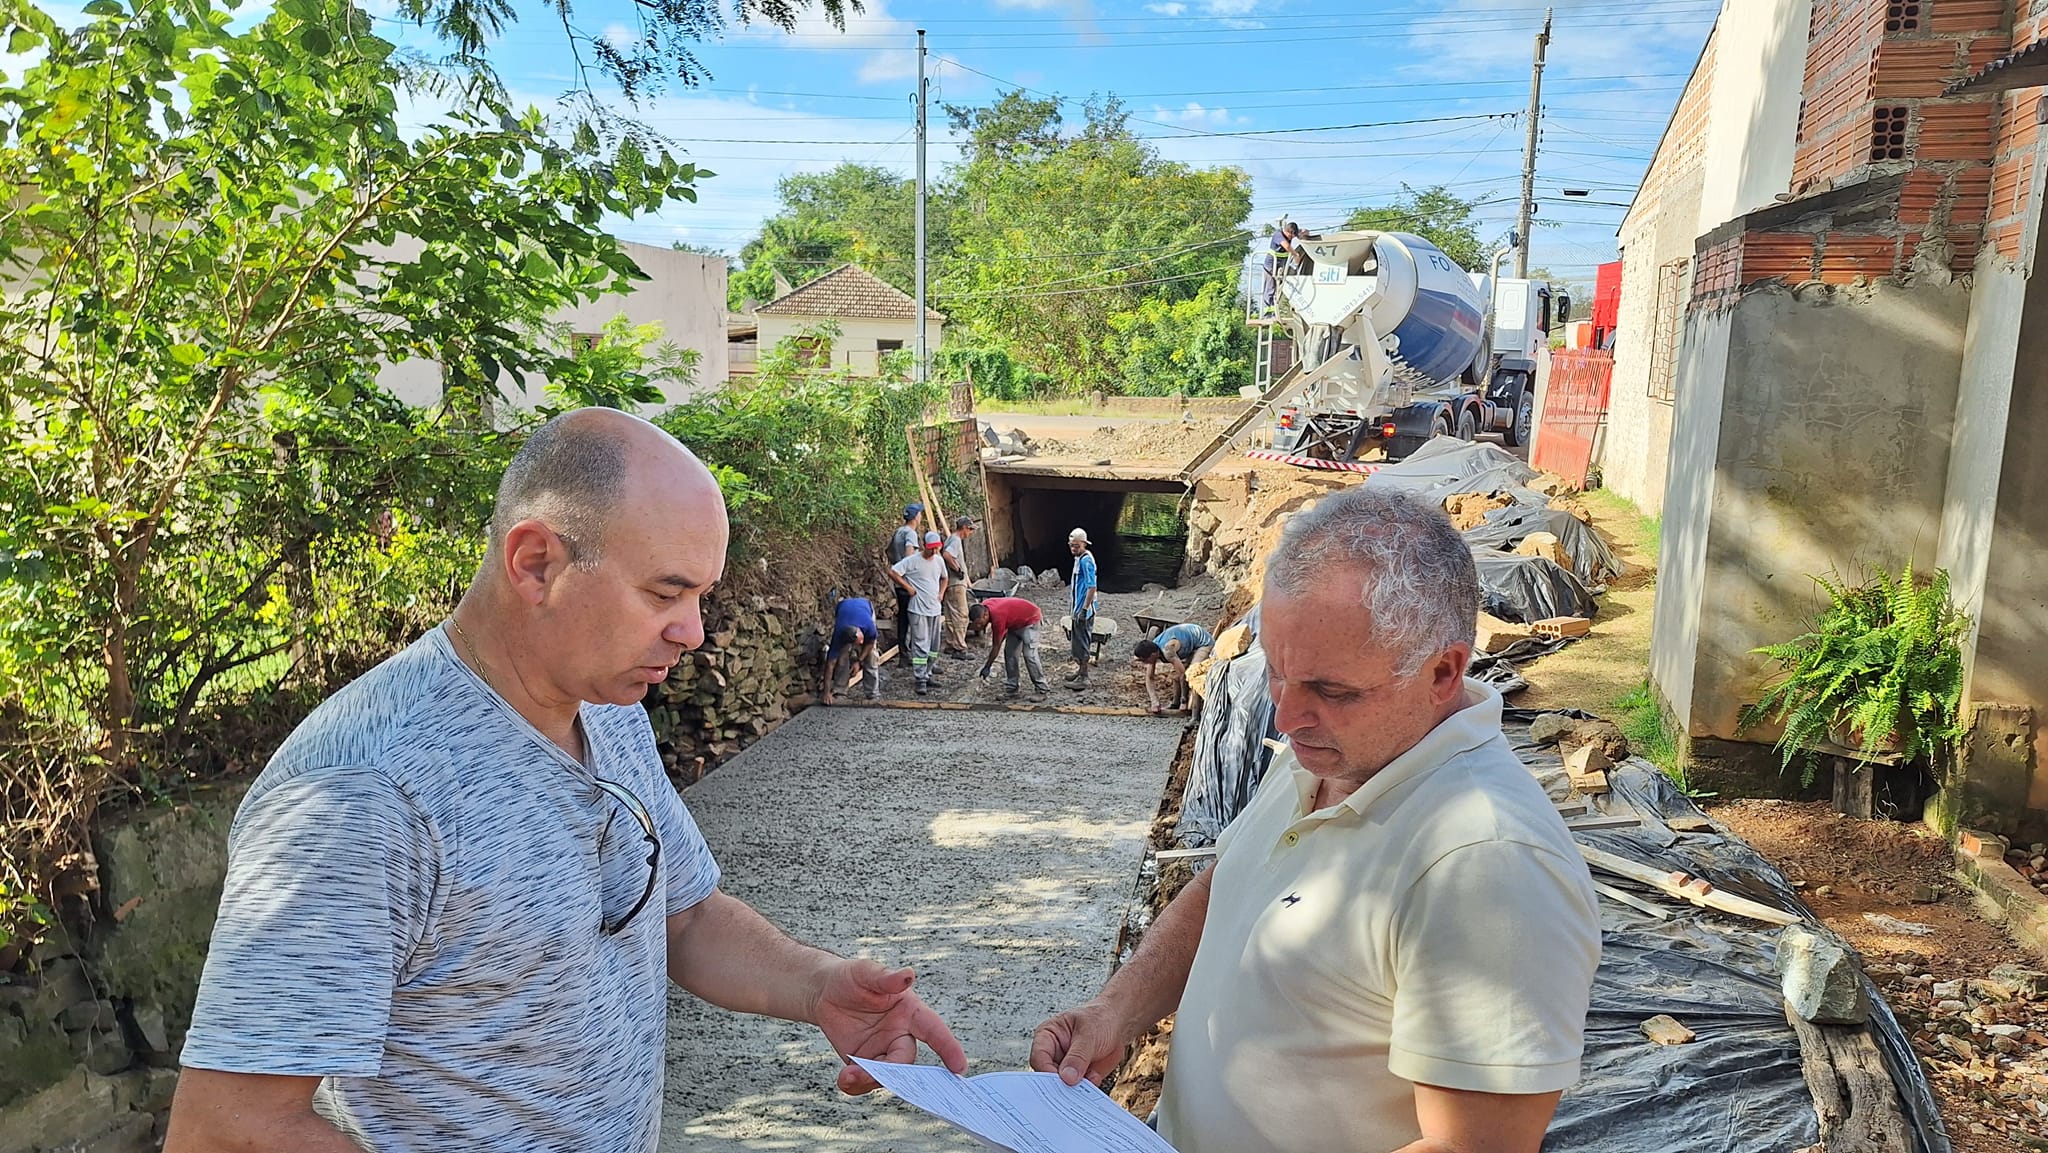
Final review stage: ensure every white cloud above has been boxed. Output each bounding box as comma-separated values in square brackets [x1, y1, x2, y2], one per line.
[1151, 101, 1233, 127]
[1202, 0, 1262, 15]
[1145, 1, 1187, 13]
[1218, 17, 1265, 29]
[601, 23, 637, 50]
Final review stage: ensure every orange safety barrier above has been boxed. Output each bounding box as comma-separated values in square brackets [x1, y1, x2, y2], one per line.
[1532, 350, 1614, 489]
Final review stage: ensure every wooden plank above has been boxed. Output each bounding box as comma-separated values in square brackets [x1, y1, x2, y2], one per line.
[1552, 802, 1589, 818]
[1578, 844, 1803, 927]
[1592, 880, 1672, 920]
[1155, 846, 1221, 861]
[844, 645, 899, 691]
[1565, 815, 1643, 832]
[1783, 1003, 1913, 1153]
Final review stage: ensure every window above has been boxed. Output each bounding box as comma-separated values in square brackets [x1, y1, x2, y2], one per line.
[794, 336, 829, 367]
[876, 339, 904, 352]
[1647, 258, 1690, 403]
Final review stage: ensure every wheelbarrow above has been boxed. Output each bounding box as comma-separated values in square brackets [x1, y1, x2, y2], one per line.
[1059, 614, 1120, 665]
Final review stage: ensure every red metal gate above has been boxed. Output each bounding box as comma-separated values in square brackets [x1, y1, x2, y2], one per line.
[1532, 350, 1614, 488]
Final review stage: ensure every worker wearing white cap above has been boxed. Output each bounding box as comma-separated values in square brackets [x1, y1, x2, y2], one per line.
[1065, 528, 1099, 689]
[889, 530, 950, 694]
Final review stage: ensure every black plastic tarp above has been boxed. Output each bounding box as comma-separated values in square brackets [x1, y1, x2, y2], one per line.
[1465, 505, 1629, 586]
[1474, 551, 1599, 623]
[1362, 437, 1542, 505]
[1175, 645, 1276, 848]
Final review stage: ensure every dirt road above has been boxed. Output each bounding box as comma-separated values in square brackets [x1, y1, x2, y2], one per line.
[660, 704, 1183, 1151]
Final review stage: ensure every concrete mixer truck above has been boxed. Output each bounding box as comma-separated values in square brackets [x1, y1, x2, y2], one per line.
[1262, 230, 1568, 461]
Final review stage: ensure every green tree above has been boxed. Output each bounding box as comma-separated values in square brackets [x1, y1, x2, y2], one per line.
[729, 215, 856, 310]
[0, 0, 694, 782]
[1345, 185, 1489, 271]
[545, 315, 701, 411]
[938, 93, 1253, 392]
[1104, 281, 1253, 397]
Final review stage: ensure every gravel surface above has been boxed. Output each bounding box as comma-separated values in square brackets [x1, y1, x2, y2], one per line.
[660, 704, 1184, 1151]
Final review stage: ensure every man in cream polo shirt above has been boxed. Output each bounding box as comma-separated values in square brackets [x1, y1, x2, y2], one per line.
[1031, 486, 1601, 1153]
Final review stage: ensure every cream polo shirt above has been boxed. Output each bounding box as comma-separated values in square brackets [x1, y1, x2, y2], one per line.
[1155, 678, 1601, 1153]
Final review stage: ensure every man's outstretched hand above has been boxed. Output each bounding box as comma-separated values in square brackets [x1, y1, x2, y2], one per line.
[815, 959, 968, 1094]
[1029, 1000, 1131, 1087]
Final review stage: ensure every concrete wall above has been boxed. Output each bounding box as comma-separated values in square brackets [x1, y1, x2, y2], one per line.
[1650, 304, 1733, 732]
[1607, 168, 1703, 513]
[1605, 0, 1809, 515]
[753, 314, 943, 376]
[378, 241, 728, 410]
[1698, 0, 1813, 226]
[1656, 281, 1967, 752]
[1939, 256, 2023, 679]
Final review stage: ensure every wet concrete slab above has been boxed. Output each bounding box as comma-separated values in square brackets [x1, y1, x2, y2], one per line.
[660, 704, 1183, 1152]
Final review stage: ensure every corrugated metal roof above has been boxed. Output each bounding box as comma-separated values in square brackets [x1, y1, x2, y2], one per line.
[1946, 38, 2048, 95]
[754, 264, 946, 322]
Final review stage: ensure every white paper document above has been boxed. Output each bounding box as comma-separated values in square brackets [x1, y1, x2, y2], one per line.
[851, 1057, 1179, 1153]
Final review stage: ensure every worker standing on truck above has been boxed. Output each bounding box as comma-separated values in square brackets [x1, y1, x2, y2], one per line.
[940, 515, 977, 659]
[884, 503, 923, 666]
[1134, 622, 1214, 715]
[1031, 487, 1599, 1153]
[1065, 529, 1099, 690]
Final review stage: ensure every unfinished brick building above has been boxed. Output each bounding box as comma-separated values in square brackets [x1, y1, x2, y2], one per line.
[1608, 0, 2048, 833]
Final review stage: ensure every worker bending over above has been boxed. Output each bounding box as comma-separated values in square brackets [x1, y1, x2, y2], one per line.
[1134, 622, 1214, 715]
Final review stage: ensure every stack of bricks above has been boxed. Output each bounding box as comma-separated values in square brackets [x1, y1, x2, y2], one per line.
[1983, 0, 2048, 260]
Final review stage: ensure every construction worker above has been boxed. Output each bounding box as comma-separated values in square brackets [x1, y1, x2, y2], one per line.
[1031, 487, 1599, 1153]
[1064, 528, 1099, 690]
[888, 530, 949, 696]
[1134, 622, 1214, 715]
[941, 515, 977, 658]
[821, 594, 880, 706]
[884, 503, 923, 665]
[969, 597, 1049, 699]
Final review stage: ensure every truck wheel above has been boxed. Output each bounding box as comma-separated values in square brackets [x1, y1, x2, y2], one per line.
[1455, 407, 1479, 441]
[1504, 386, 1535, 447]
[1432, 411, 1453, 440]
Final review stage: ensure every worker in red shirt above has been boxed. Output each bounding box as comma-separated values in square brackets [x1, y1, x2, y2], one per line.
[968, 597, 1049, 700]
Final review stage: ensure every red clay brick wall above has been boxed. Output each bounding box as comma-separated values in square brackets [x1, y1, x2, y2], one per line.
[1791, 0, 2009, 274]
[1983, 0, 2048, 261]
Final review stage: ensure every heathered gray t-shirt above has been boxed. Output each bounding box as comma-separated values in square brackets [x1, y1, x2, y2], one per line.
[182, 627, 721, 1152]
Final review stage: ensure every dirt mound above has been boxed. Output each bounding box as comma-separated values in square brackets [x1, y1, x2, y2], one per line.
[1031, 419, 1228, 467]
[1184, 459, 1364, 623]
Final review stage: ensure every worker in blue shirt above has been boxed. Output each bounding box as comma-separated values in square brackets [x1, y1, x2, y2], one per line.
[1065, 528, 1099, 690]
[1134, 622, 1215, 714]
[822, 595, 881, 706]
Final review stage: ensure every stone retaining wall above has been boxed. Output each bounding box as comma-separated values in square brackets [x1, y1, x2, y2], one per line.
[0, 782, 246, 1152]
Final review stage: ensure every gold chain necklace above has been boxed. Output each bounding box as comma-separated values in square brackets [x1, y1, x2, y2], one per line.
[445, 615, 496, 697]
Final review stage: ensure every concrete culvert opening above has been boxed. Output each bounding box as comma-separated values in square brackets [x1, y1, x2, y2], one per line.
[991, 479, 1190, 591]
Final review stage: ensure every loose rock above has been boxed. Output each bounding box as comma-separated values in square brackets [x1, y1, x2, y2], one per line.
[1780, 924, 1872, 1025]
[1527, 714, 1575, 746]
[1641, 1014, 1696, 1045]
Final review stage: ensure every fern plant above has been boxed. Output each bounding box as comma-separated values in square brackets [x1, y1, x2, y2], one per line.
[1740, 566, 1971, 784]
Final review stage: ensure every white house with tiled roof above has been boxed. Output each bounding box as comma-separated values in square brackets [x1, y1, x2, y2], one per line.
[748, 263, 945, 376]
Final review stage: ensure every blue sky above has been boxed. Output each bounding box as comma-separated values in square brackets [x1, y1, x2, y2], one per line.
[385, 0, 1715, 277]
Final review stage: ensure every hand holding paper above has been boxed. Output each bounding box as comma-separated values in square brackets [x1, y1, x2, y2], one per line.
[852, 1057, 1178, 1153]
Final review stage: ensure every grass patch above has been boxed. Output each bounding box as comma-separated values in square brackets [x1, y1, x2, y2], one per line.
[1609, 678, 1711, 797]
[1580, 488, 1661, 565]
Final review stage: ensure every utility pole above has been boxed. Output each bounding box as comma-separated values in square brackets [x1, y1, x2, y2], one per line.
[1515, 8, 1551, 279]
[913, 29, 929, 382]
